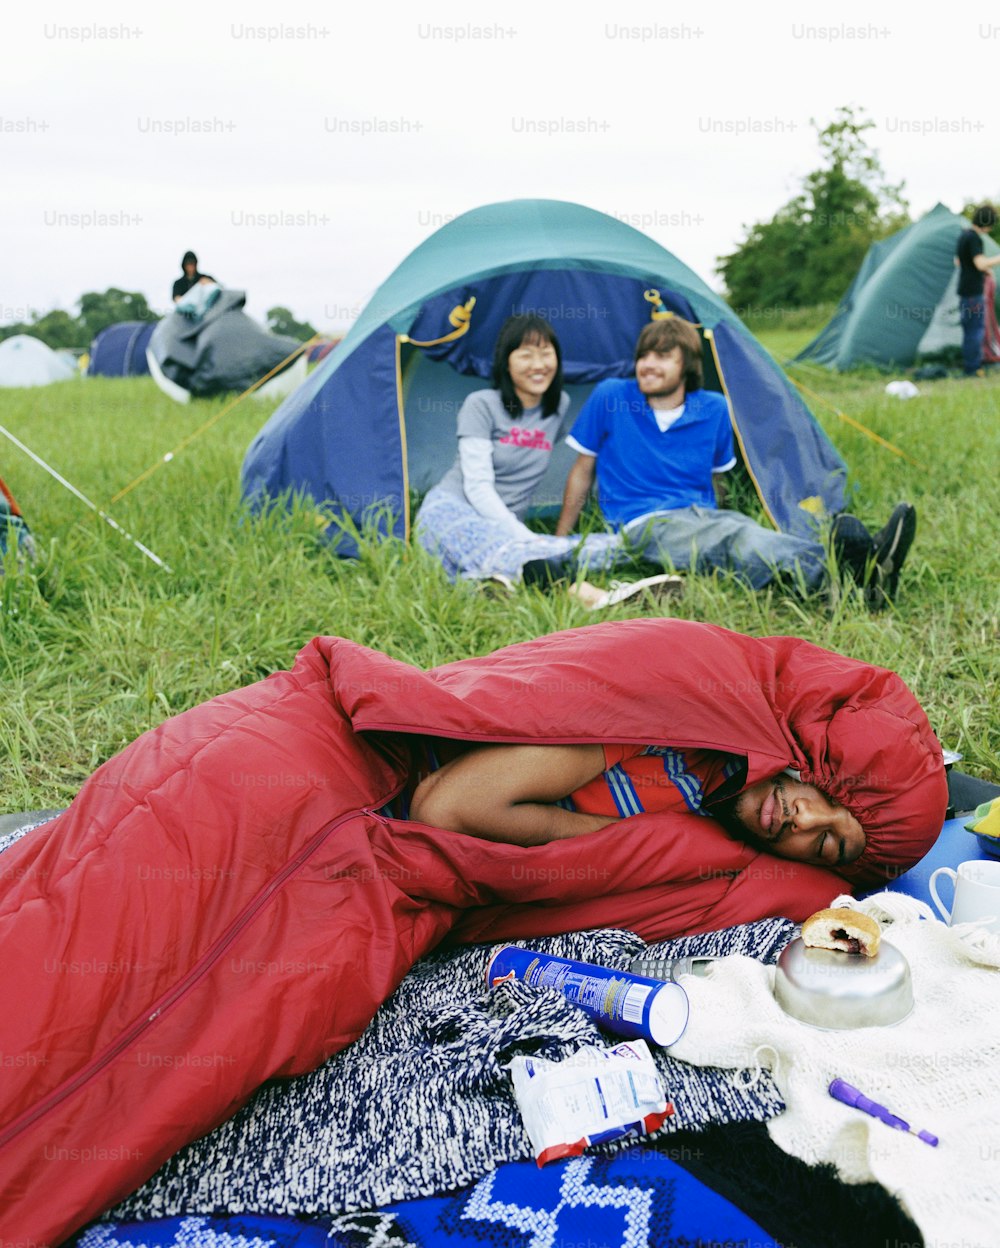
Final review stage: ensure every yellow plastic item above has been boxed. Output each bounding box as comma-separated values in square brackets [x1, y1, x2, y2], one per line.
[971, 798, 1000, 839]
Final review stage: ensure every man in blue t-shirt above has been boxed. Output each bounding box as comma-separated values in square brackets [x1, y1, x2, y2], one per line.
[955, 203, 1000, 376]
[556, 317, 916, 607]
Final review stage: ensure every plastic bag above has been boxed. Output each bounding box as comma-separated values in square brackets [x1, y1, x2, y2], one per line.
[509, 1038, 673, 1166]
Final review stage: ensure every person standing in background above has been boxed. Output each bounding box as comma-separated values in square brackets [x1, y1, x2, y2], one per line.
[955, 204, 1000, 377]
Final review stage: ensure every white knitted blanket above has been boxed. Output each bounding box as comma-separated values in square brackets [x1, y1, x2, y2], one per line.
[670, 892, 1000, 1248]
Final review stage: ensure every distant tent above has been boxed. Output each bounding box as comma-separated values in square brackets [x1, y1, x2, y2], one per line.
[0, 335, 77, 388]
[795, 203, 1000, 370]
[242, 198, 847, 553]
[307, 338, 341, 364]
[87, 321, 158, 377]
[147, 290, 307, 404]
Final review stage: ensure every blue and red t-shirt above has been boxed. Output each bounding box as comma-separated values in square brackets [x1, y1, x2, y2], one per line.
[562, 743, 741, 818]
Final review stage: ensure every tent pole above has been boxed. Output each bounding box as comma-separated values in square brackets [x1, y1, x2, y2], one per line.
[704, 328, 780, 530]
[394, 335, 411, 544]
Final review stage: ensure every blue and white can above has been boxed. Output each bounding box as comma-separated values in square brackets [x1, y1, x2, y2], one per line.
[486, 946, 690, 1047]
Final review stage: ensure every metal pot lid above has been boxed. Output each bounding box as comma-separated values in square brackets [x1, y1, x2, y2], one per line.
[774, 937, 913, 1030]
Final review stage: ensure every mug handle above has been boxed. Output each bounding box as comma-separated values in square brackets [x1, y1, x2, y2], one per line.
[929, 867, 957, 923]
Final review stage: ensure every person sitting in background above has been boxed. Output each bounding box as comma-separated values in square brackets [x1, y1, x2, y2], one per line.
[415, 314, 674, 605]
[955, 203, 1000, 377]
[172, 250, 217, 303]
[555, 316, 917, 610]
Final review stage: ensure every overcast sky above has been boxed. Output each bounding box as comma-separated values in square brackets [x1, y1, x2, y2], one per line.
[4, 0, 998, 334]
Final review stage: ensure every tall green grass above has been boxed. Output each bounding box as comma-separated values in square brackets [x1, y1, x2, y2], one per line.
[0, 357, 997, 812]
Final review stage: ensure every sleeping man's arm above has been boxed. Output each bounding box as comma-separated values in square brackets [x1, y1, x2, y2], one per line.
[409, 743, 617, 845]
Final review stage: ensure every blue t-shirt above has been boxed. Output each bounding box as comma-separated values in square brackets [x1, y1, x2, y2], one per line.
[566, 380, 736, 527]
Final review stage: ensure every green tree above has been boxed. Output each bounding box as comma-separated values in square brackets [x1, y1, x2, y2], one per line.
[31, 309, 86, 350]
[266, 306, 318, 342]
[0, 320, 36, 345]
[77, 288, 158, 344]
[718, 107, 910, 311]
[0, 310, 85, 349]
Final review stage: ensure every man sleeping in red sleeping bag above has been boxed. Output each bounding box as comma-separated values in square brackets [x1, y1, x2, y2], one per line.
[0, 619, 947, 1246]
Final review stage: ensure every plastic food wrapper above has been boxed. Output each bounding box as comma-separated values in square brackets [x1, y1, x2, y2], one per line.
[509, 1038, 674, 1166]
[884, 379, 920, 399]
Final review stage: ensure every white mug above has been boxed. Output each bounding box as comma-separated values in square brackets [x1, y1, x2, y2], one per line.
[929, 860, 1000, 932]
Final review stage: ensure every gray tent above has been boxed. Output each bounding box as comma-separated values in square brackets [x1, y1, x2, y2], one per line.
[794, 204, 1000, 370]
[147, 290, 305, 401]
[0, 335, 77, 387]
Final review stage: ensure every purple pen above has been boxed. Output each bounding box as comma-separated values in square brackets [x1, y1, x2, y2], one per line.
[829, 1078, 939, 1147]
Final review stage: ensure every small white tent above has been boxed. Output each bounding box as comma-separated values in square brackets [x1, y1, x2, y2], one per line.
[0, 335, 77, 388]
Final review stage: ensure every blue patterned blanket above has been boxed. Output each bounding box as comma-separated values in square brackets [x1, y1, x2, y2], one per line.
[73, 1150, 777, 1247]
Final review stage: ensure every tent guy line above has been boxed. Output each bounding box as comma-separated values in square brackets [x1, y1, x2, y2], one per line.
[784, 374, 926, 469]
[0, 424, 172, 572]
[108, 336, 317, 506]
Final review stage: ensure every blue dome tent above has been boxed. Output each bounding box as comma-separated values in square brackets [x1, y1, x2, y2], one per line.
[242, 199, 847, 552]
[87, 320, 158, 377]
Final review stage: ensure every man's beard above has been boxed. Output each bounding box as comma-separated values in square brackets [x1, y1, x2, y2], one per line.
[707, 776, 788, 850]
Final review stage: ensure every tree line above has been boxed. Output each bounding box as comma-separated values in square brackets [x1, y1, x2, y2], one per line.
[717, 106, 999, 313]
[0, 290, 318, 351]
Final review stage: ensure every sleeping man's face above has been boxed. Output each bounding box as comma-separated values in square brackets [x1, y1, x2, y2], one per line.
[724, 773, 866, 868]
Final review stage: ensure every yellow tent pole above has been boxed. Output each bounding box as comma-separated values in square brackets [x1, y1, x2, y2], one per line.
[704, 327, 779, 529]
[394, 334, 410, 543]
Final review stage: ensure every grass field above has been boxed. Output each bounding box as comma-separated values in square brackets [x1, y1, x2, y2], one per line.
[1, 331, 998, 813]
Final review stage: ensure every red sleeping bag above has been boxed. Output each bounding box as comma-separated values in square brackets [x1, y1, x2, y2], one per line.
[0, 620, 946, 1244]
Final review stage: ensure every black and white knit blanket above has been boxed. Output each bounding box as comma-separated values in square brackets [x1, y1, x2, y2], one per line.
[103, 920, 796, 1221]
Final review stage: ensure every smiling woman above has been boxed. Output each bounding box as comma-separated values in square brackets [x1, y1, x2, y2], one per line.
[413, 313, 584, 586]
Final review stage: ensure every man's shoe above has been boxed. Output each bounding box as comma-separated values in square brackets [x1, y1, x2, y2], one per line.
[830, 513, 876, 585]
[866, 503, 917, 610]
